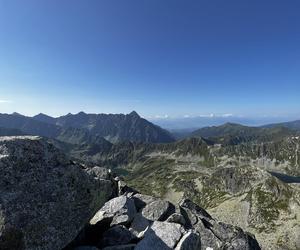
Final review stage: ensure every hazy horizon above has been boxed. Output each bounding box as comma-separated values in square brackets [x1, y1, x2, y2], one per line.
[1, 110, 299, 130]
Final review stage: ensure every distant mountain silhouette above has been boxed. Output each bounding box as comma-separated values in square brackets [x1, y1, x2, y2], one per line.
[0, 111, 175, 143]
[261, 119, 300, 131]
[191, 122, 296, 145]
[0, 113, 61, 138]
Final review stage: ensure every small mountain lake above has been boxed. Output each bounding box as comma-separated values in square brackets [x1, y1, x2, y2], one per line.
[270, 171, 300, 183]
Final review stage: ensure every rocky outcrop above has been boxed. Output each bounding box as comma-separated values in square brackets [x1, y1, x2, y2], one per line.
[69, 180, 261, 250]
[0, 136, 116, 250]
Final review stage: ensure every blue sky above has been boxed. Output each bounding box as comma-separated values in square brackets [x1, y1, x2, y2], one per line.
[0, 0, 300, 120]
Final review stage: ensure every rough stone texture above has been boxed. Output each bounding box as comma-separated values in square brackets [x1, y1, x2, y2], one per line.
[175, 231, 201, 250]
[90, 196, 136, 226]
[67, 184, 261, 250]
[141, 200, 175, 221]
[135, 221, 184, 250]
[0, 136, 115, 250]
[193, 219, 222, 250]
[180, 199, 261, 250]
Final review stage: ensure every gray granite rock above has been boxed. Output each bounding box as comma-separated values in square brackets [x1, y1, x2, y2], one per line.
[180, 199, 261, 250]
[193, 220, 222, 250]
[135, 221, 184, 250]
[0, 136, 114, 250]
[90, 196, 136, 226]
[141, 200, 175, 221]
[166, 213, 186, 226]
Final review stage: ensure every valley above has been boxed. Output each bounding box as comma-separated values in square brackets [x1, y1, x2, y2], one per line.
[0, 111, 300, 249]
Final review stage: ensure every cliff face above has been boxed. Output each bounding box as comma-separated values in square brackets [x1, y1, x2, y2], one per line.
[0, 136, 115, 250]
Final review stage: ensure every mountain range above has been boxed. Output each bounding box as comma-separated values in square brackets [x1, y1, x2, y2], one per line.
[0, 111, 300, 249]
[191, 122, 298, 145]
[0, 111, 175, 144]
[1, 111, 300, 145]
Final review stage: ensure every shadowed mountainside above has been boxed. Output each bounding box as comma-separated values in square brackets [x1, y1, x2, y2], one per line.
[0, 111, 175, 144]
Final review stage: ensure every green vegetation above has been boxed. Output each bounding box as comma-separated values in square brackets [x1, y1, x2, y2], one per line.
[125, 157, 177, 196]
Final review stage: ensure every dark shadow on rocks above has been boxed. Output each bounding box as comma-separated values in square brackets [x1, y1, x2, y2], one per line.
[0, 228, 24, 250]
[63, 217, 112, 249]
[135, 228, 173, 250]
[201, 218, 213, 229]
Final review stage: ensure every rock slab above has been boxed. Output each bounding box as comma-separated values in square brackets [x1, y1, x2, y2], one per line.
[0, 136, 115, 250]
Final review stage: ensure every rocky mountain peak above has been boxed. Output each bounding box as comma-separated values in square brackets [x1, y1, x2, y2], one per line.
[11, 112, 23, 116]
[77, 111, 87, 116]
[128, 111, 140, 118]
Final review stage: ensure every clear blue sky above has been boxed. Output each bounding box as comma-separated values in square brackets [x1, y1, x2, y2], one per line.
[0, 0, 300, 119]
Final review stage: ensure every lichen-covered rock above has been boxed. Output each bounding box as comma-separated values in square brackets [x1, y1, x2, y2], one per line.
[0, 136, 115, 250]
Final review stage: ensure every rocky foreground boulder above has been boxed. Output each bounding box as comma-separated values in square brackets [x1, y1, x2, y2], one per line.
[0, 136, 116, 250]
[67, 182, 261, 250]
[0, 136, 261, 249]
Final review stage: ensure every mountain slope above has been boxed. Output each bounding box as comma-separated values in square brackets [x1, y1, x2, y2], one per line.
[0, 113, 62, 138]
[36, 111, 175, 143]
[262, 119, 300, 131]
[191, 123, 257, 138]
[33, 113, 57, 124]
[0, 127, 25, 136]
[191, 123, 296, 145]
[0, 111, 175, 144]
[112, 141, 300, 250]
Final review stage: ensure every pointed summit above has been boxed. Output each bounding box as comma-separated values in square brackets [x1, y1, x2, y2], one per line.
[77, 111, 87, 116]
[128, 111, 140, 118]
[33, 113, 56, 124]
